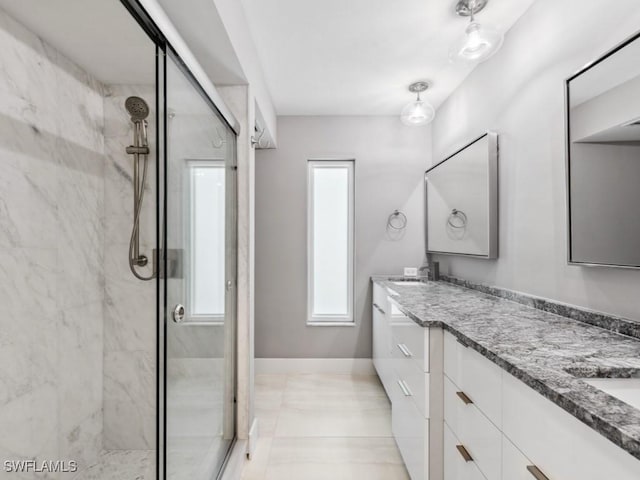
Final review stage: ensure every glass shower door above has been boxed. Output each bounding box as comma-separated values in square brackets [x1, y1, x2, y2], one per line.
[164, 52, 237, 480]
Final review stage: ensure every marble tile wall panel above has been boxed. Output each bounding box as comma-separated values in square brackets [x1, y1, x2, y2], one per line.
[103, 350, 156, 450]
[0, 7, 106, 477]
[102, 84, 157, 450]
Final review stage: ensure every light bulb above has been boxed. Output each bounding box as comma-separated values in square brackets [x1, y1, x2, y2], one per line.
[400, 99, 435, 126]
[449, 21, 504, 63]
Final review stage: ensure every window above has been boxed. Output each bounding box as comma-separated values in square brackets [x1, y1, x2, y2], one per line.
[188, 160, 225, 322]
[307, 160, 355, 324]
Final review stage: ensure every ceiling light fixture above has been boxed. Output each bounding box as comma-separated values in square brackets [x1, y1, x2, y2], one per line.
[449, 0, 504, 64]
[400, 81, 435, 127]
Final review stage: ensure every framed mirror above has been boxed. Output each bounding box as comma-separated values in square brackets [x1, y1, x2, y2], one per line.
[566, 31, 640, 268]
[425, 132, 498, 259]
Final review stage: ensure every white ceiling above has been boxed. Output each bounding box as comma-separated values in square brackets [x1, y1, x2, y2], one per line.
[0, 0, 155, 85]
[240, 0, 537, 115]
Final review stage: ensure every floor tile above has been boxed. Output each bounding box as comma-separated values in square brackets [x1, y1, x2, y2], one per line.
[274, 403, 392, 437]
[73, 450, 154, 480]
[255, 374, 288, 391]
[244, 373, 408, 479]
[264, 463, 410, 480]
[268, 437, 405, 464]
[284, 374, 386, 397]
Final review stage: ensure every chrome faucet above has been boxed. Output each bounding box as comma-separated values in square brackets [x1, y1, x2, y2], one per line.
[418, 260, 440, 281]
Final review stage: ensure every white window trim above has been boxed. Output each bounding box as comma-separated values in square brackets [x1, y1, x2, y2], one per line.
[185, 158, 225, 325]
[307, 159, 355, 325]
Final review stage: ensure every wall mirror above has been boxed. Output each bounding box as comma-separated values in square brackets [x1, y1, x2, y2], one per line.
[566, 31, 640, 268]
[425, 132, 498, 258]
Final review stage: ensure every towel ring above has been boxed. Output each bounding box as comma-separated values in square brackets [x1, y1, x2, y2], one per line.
[388, 210, 407, 230]
[447, 209, 467, 229]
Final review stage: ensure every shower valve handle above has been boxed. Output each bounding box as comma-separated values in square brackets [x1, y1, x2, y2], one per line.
[126, 145, 150, 155]
[173, 304, 185, 323]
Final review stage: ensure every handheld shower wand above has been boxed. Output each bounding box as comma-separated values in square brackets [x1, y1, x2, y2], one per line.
[125, 96, 155, 281]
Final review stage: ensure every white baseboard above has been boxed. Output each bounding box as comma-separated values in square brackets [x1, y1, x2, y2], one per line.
[255, 358, 375, 375]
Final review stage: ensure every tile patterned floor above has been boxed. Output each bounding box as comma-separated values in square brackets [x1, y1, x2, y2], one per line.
[72, 450, 154, 480]
[240, 373, 410, 480]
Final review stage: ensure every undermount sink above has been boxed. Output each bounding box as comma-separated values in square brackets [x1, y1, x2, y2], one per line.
[580, 378, 640, 411]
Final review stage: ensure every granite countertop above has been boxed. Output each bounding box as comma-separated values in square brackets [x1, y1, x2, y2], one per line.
[373, 278, 640, 461]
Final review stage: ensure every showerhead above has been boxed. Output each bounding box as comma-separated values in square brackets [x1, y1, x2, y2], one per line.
[125, 96, 149, 122]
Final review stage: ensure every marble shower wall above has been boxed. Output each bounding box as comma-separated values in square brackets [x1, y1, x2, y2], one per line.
[0, 9, 105, 477]
[103, 85, 157, 450]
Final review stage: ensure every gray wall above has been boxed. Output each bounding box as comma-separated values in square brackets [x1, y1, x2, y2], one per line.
[431, 0, 640, 321]
[255, 116, 430, 358]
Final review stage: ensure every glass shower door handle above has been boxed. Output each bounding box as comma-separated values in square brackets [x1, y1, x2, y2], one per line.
[226, 280, 233, 291]
[172, 304, 185, 323]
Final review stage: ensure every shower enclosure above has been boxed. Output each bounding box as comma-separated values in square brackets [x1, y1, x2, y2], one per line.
[162, 51, 238, 480]
[0, 1, 238, 478]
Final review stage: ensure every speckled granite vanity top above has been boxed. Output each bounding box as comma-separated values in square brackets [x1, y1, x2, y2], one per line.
[373, 277, 640, 461]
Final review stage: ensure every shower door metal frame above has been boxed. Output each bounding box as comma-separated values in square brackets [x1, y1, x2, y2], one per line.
[117, 2, 241, 479]
[163, 48, 239, 479]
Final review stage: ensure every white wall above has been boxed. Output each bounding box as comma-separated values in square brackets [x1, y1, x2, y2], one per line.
[431, 0, 640, 321]
[255, 116, 430, 358]
[213, 0, 277, 145]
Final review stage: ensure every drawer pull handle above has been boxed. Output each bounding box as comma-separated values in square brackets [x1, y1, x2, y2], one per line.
[456, 391, 473, 405]
[527, 466, 550, 480]
[397, 379, 412, 396]
[456, 445, 473, 462]
[397, 343, 413, 357]
[373, 303, 386, 314]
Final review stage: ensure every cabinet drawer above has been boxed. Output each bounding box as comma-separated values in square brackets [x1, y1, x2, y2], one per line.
[503, 371, 640, 480]
[444, 423, 488, 480]
[444, 376, 501, 480]
[392, 387, 428, 480]
[444, 331, 501, 427]
[393, 345, 429, 418]
[503, 435, 540, 480]
[391, 303, 429, 372]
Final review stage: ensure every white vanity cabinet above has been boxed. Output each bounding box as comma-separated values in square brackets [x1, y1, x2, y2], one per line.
[373, 285, 640, 480]
[372, 284, 443, 480]
[442, 330, 640, 480]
